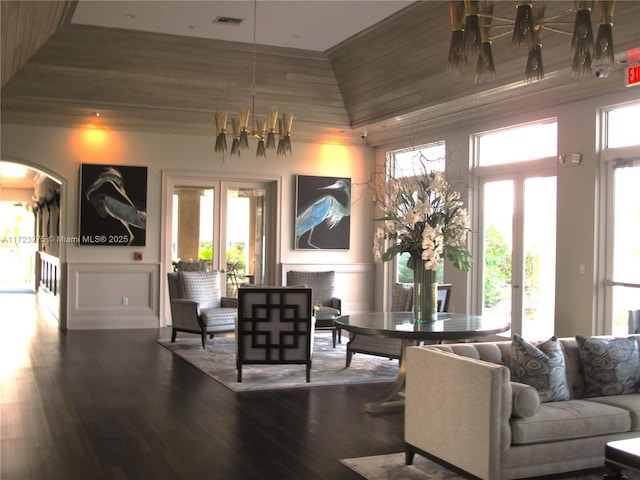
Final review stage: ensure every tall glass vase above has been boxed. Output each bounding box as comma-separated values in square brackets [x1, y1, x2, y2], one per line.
[413, 266, 438, 323]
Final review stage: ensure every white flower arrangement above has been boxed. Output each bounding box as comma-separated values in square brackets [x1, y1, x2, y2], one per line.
[372, 170, 472, 272]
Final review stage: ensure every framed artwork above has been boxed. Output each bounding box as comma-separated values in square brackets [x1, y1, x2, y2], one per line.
[295, 175, 351, 250]
[79, 164, 147, 246]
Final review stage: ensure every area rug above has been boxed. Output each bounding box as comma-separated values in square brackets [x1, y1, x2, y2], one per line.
[158, 332, 399, 392]
[341, 452, 640, 480]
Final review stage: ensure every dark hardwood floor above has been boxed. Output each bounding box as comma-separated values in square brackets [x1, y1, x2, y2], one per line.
[0, 294, 404, 480]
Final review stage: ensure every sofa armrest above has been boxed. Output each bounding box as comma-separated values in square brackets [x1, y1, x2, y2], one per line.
[169, 298, 203, 329]
[405, 346, 512, 480]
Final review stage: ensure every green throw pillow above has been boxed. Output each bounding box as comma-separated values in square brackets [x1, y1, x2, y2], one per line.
[575, 335, 640, 398]
[511, 335, 570, 402]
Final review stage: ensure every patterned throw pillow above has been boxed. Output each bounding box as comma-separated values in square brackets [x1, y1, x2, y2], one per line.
[575, 335, 640, 398]
[511, 335, 570, 402]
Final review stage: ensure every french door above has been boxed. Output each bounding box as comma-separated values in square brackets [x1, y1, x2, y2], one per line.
[164, 174, 279, 303]
[478, 170, 557, 339]
[604, 159, 640, 335]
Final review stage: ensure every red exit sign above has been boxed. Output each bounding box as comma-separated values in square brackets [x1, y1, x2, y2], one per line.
[627, 65, 640, 86]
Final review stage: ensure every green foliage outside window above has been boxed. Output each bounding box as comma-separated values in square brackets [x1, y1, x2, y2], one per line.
[226, 242, 246, 273]
[484, 225, 511, 308]
[484, 225, 541, 313]
[199, 242, 213, 260]
[397, 252, 444, 284]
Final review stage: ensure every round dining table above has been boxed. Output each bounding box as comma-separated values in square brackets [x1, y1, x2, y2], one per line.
[334, 311, 511, 413]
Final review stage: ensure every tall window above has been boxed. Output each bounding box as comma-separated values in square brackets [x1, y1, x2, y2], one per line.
[602, 102, 640, 335]
[388, 142, 446, 284]
[475, 120, 557, 339]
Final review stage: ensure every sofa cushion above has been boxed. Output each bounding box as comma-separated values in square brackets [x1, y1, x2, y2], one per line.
[511, 335, 570, 402]
[576, 335, 640, 397]
[201, 307, 237, 330]
[511, 382, 541, 418]
[179, 271, 222, 310]
[510, 400, 631, 445]
[584, 394, 640, 431]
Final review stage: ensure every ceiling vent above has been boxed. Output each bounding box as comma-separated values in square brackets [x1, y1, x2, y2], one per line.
[213, 16, 243, 26]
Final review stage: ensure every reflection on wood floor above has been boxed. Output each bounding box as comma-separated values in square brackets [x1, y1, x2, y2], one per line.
[0, 293, 404, 480]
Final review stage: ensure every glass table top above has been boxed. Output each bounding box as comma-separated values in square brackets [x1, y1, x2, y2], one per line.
[334, 311, 511, 341]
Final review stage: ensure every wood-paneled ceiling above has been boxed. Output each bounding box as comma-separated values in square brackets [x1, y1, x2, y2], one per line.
[2, 1, 639, 149]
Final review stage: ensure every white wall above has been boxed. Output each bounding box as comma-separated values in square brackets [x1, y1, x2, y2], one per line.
[0, 126, 376, 328]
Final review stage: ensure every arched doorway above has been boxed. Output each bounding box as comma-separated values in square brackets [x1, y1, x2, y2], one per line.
[0, 159, 66, 326]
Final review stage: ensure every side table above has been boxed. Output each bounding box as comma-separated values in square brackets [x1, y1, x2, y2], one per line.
[605, 438, 640, 479]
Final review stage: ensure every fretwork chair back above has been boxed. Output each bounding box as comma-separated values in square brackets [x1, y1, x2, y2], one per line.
[630, 310, 640, 334]
[236, 286, 315, 382]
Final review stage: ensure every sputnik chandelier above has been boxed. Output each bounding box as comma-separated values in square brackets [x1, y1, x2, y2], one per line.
[214, 0, 293, 158]
[447, 1, 616, 83]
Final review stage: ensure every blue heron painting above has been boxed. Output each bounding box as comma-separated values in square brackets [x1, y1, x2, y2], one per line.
[295, 176, 351, 249]
[80, 165, 147, 246]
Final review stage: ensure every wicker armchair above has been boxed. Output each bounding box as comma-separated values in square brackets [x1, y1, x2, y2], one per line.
[167, 270, 238, 348]
[345, 283, 452, 367]
[236, 286, 315, 382]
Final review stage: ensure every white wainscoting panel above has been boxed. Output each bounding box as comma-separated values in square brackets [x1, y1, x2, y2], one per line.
[281, 263, 375, 314]
[67, 263, 159, 329]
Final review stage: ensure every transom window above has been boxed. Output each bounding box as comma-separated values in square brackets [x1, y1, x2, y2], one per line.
[475, 121, 557, 166]
[604, 102, 640, 148]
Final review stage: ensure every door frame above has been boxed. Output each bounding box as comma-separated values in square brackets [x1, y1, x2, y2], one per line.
[474, 166, 556, 336]
[599, 150, 640, 335]
[160, 170, 281, 327]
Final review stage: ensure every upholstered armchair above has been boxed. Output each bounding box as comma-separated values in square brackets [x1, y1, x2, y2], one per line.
[167, 270, 238, 348]
[345, 283, 452, 367]
[236, 286, 315, 382]
[286, 270, 342, 345]
[285, 271, 341, 318]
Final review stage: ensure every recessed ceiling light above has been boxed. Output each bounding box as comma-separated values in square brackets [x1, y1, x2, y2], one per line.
[92, 112, 101, 117]
[290, 34, 301, 40]
[124, 14, 135, 21]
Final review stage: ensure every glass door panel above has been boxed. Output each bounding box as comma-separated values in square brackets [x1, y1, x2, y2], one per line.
[480, 173, 556, 339]
[172, 187, 215, 270]
[224, 186, 267, 294]
[481, 180, 514, 325]
[609, 163, 640, 335]
[522, 176, 556, 339]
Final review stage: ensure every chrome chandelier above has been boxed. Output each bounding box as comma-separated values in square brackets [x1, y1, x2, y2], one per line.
[447, 1, 616, 83]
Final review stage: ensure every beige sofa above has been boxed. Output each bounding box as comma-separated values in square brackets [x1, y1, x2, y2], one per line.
[404, 335, 640, 480]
